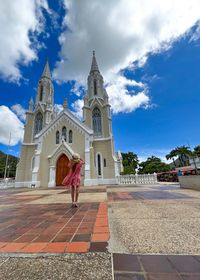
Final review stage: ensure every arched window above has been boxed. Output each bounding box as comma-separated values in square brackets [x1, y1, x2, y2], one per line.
[56, 131, 60, 144]
[39, 85, 43, 101]
[97, 154, 102, 176]
[69, 130, 73, 143]
[92, 107, 102, 135]
[94, 79, 97, 95]
[34, 112, 43, 135]
[62, 126, 67, 141]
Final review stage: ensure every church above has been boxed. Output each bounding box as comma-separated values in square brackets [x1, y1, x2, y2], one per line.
[15, 52, 123, 188]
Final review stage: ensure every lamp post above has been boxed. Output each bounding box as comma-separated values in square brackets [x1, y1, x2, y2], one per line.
[4, 132, 11, 180]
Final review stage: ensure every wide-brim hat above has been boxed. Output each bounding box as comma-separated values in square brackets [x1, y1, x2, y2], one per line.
[72, 153, 80, 163]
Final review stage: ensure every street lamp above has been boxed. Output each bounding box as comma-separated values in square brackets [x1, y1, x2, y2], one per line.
[4, 132, 11, 180]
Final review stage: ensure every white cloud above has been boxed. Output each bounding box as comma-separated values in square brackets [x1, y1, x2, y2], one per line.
[71, 99, 84, 120]
[54, 104, 63, 113]
[137, 148, 172, 163]
[0, 106, 24, 145]
[54, 0, 200, 114]
[0, 0, 50, 82]
[11, 104, 26, 121]
[106, 75, 149, 113]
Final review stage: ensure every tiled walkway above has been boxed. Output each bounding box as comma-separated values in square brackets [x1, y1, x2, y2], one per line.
[0, 188, 109, 253]
[0, 184, 200, 279]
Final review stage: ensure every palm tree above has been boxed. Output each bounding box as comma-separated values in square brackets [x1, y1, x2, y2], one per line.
[166, 149, 177, 167]
[194, 146, 200, 157]
[189, 150, 198, 174]
[174, 146, 191, 167]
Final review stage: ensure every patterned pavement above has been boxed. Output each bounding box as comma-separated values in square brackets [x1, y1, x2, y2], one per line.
[0, 184, 200, 279]
[0, 187, 109, 253]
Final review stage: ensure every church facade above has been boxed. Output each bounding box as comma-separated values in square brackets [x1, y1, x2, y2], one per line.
[15, 52, 123, 188]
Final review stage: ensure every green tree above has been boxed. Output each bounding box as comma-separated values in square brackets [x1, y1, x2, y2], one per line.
[174, 146, 191, 166]
[138, 156, 170, 174]
[194, 145, 200, 157]
[166, 149, 177, 167]
[0, 151, 19, 178]
[121, 152, 139, 174]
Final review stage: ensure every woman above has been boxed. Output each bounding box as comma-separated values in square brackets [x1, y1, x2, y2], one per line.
[62, 153, 84, 207]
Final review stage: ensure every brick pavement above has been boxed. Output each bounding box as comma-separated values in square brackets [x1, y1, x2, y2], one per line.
[0, 184, 200, 279]
[0, 188, 109, 253]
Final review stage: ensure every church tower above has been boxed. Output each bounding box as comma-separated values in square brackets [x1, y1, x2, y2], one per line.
[83, 51, 112, 138]
[83, 52, 116, 182]
[34, 60, 54, 134]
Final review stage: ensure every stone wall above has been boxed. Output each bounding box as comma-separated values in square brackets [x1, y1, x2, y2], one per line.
[179, 175, 200, 191]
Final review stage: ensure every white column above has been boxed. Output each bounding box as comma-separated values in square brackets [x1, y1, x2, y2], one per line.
[84, 135, 91, 185]
[31, 141, 42, 187]
[48, 166, 56, 187]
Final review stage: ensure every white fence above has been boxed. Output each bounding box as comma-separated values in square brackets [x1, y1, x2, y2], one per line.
[117, 174, 157, 185]
[0, 178, 15, 189]
[0, 174, 158, 188]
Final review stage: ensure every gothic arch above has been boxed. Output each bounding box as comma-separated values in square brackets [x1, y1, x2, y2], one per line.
[56, 130, 60, 144]
[34, 112, 43, 135]
[92, 107, 102, 136]
[56, 153, 70, 186]
[62, 126, 67, 141]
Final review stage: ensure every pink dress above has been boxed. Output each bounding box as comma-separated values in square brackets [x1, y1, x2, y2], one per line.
[62, 160, 84, 187]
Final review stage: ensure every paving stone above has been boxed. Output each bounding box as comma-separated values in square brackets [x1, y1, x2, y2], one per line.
[89, 242, 108, 252]
[113, 254, 142, 272]
[146, 273, 181, 280]
[114, 273, 145, 280]
[140, 255, 176, 273]
[167, 256, 200, 273]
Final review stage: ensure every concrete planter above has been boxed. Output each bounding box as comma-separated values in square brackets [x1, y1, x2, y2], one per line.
[179, 175, 200, 191]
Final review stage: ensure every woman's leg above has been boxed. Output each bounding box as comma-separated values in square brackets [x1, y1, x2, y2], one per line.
[71, 186, 75, 206]
[74, 186, 80, 207]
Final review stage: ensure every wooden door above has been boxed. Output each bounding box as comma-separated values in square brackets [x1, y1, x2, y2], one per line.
[56, 154, 70, 186]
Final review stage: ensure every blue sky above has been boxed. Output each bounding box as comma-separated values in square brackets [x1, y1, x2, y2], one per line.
[0, 0, 200, 162]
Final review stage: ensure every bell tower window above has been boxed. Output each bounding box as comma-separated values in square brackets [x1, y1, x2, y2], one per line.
[92, 107, 102, 136]
[94, 79, 97, 95]
[39, 85, 43, 101]
[34, 112, 43, 135]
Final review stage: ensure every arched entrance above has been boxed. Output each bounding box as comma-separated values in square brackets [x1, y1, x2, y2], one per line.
[56, 154, 70, 186]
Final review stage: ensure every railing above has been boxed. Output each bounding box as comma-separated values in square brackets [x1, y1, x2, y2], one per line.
[117, 174, 157, 185]
[0, 178, 15, 189]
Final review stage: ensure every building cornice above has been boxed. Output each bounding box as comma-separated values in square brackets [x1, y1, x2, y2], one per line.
[22, 143, 37, 146]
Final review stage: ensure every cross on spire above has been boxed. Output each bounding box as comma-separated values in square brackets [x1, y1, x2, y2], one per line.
[42, 59, 51, 79]
[90, 50, 100, 73]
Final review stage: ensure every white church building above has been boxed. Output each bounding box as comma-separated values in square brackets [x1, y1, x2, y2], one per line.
[15, 52, 123, 188]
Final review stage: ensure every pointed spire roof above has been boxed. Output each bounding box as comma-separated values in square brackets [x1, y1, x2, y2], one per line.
[90, 51, 100, 73]
[42, 59, 51, 79]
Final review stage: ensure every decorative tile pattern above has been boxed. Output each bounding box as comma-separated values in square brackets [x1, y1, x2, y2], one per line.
[0, 188, 109, 253]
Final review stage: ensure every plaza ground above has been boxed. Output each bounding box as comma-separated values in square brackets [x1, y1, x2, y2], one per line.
[0, 183, 200, 279]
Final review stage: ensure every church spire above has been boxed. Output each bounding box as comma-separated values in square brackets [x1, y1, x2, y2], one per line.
[90, 51, 100, 73]
[41, 59, 51, 79]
